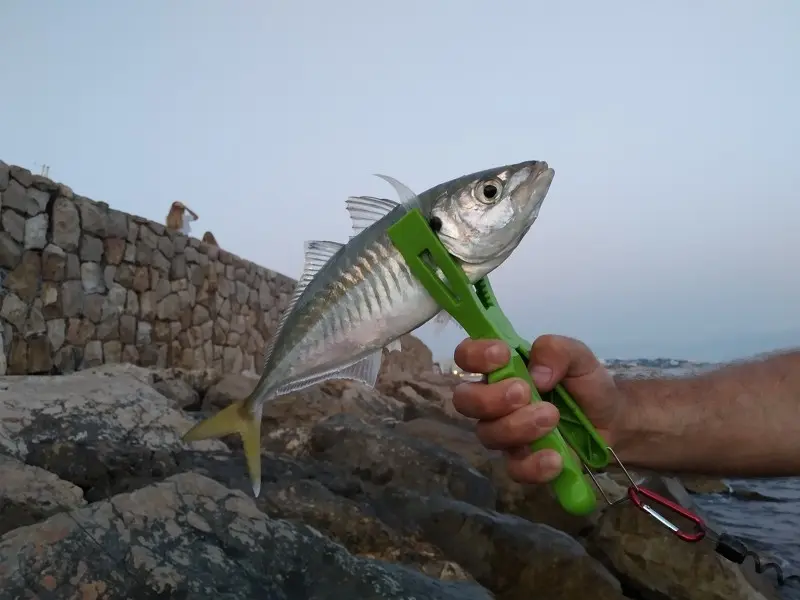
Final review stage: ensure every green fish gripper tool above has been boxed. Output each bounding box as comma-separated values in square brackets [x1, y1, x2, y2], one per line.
[387, 208, 610, 516]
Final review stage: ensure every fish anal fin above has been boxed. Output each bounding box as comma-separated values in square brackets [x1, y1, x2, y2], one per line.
[273, 350, 384, 396]
[183, 399, 263, 497]
[341, 350, 383, 387]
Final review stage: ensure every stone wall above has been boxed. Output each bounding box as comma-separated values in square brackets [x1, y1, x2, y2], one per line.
[0, 160, 295, 376]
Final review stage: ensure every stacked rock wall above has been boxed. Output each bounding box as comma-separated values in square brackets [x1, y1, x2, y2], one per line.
[0, 160, 295, 376]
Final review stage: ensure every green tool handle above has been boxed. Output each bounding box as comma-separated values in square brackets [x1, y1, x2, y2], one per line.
[485, 359, 597, 515]
[386, 209, 609, 516]
[474, 278, 610, 472]
[464, 342, 598, 516]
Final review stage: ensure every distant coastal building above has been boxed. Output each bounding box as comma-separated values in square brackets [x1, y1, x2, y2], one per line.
[436, 355, 705, 382]
[437, 360, 480, 380]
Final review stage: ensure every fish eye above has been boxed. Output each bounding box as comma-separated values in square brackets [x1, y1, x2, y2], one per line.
[476, 179, 503, 204]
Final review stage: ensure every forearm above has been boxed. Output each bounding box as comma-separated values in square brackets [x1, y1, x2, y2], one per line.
[612, 350, 800, 477]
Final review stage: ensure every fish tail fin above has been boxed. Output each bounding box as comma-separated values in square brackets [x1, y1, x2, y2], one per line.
[182, 399, 263, 497]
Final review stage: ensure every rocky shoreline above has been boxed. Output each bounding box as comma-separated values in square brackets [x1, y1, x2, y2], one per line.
[0, 339, 781, 599]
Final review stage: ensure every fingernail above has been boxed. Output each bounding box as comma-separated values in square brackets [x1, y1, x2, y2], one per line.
[485, 343, 508, 366]
[505, 381, 528, 408]
[538, 452, 562, 476]
[530, 365, 552, 387]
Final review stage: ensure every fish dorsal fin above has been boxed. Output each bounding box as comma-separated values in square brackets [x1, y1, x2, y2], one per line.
[262, 239, 345, 368]
[374, 174, 421, 209]
[304, 240, 343, 272]
[345, 196, 400, 238]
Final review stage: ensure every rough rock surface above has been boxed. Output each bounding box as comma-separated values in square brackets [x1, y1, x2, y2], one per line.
[588, 500, 769, 600]
[0, 454, 86, 536]
[0, 361, 780, 600]
[0, 367, 226, 459]
[0, 473, 493, 600]
[378, 334, 435, 380]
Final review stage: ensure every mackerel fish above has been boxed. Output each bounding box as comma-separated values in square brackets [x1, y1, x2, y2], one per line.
[183, 160, 555, 496]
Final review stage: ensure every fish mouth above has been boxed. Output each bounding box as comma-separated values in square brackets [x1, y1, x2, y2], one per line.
[520, 161, 556, 240]
[487, 162, 555, 258]
[511, 162, 554, 234]
[528, 163, 555, 209]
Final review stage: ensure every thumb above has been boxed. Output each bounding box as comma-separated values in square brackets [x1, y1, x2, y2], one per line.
[529, 334, 603, 391]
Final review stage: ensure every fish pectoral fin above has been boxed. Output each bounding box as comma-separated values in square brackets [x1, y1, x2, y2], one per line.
[182, 400, 263, 497]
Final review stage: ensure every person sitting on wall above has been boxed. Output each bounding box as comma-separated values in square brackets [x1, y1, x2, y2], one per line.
[165, 201, 199, 236]
[202, 231, 219, 247]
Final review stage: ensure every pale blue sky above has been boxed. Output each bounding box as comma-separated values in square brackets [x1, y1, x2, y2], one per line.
[1, 1, 798, 362]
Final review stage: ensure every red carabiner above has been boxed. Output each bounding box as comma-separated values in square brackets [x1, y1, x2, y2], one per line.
[628, 485, 707, 542]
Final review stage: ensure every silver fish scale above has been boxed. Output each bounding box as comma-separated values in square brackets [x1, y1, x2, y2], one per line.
[254, 158, 552, 403]
[317, 237, 409, 349]
[258, 230, 436, 399]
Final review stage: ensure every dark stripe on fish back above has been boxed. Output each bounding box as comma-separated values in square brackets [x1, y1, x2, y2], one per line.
[368, 244, 396, 308]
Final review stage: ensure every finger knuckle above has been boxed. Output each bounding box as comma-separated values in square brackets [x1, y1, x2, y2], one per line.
[475, 422, 494, 446]
[478, 412, 538, 449]
[476, 421, 507, 449]
[451, 387, 469, 409]
[508, 461, 545, 484]
[534, 333, 557, 346]
[453, 340, 470, 364]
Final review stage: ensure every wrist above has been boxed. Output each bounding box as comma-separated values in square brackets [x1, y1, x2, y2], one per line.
[606, 377, 666, 465]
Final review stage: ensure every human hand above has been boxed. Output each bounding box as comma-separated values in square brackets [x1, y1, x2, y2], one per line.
[451, 334, 628, 484]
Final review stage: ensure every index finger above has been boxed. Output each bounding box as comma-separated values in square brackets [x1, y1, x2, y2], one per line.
[453, 339, 511, 374]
